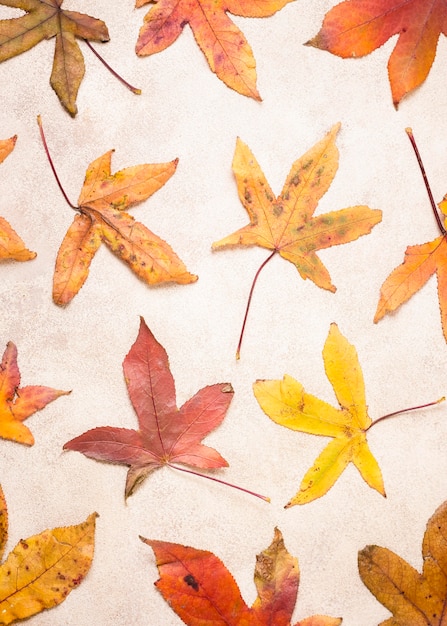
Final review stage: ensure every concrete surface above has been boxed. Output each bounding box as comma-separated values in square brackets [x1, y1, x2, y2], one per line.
[1, 0, 447, 624]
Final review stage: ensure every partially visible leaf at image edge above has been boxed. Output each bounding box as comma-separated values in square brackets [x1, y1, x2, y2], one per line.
[359, 499, 447, 625]
[135, 0, 293, 100]
[142, 527, 342, 625]
[0, 0, 109, 116]
[213, 124, 382, 358]
[307, 0, 447, 108]
[0, 136, 35, 261]
[0, 341, 70, 445]
[64, 317, 235, 499]
[0, 484, 97, 624]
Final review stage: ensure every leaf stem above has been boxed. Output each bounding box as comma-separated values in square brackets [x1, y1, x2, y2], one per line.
[168, 463, 270, 503]
[369, 396, 445, 430]
[406, 128, 446, 236]
[84, 40, 141, 95]
[236, 250, 277, 360]
[37, 116, 78, 211]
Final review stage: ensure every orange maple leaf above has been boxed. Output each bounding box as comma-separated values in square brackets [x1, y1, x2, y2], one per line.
[213, 124, 382, 357]
[142, 527, 342, 626]
[307, 0, 447, 107]
[135, 0, 293, 100]
[37, 118, 197, 305]
[0, 341, 70, 445]
[0, 135, 35, 262]
[375, 129, 447, 341]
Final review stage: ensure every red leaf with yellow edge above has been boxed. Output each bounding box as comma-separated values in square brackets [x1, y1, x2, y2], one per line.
[0, 341, 70, 446]
[64, 317, 237, 499]
[213, 124, 382, 358]
[135, 0, 293, 100]
[0, 136, 35, 262]
[142, 527, 342, 625]
[307, 0, 447, 107]
[0, 484, 97, 624]
[359, 499, 447, 625]
[37, 117, 197, 305]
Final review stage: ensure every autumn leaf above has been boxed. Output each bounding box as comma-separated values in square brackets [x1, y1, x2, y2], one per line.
[253, 323, 443, 506]
[37, 117, 197, 306]
[0, 341, 70, 446]
[307, 0, 447, 108]
[64, 317, 266, 501]
[0, 484, 97, 624]
[142, 527, 342, 626]
[0, 136, 35, 262]
[0, 0, 110, 116]
[135, 0, 292, 100]
[375, 129, 447, 341]
[359, 499, 447, 625]
[212, 124, 382, 358]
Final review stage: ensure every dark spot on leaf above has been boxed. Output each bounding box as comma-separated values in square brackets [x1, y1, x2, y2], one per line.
[244, 189, 252, 203]
[273, 204, 283, 217]
[20, 540, 29, 549]
[291, 175, 300, 186]
[184, 574, 199, 591]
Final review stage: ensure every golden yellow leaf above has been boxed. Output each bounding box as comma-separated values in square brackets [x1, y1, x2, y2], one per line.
[0, 484, 97, 624]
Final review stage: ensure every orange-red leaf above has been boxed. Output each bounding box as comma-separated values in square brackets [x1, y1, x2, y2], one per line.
[53, 150, 197, 305]
[142, 527, 342, 625]
[0, 342, 70, 445]
[64, 317, 233, 498]
[0, 484, 97, 624]
[359, 499, 447, 625]
[135, 0, 293, 99]
[0, 136, 35, 262]
[0, 0, 109, 115]
[307, 0, 447, 107]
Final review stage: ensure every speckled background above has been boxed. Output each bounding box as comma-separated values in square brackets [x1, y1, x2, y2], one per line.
[1, 1, 447, 624]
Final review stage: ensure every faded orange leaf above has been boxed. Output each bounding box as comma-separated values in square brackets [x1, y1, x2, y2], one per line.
[135, 0, 293, 100]
[0, 136, 35, 262]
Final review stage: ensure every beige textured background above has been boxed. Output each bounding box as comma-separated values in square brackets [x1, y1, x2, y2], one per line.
[1, 0, 447, 624]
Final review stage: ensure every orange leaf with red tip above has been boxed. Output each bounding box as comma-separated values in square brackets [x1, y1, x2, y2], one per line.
[0, 341, 70, 446]
[142, 527, 342, 625]
[307, 0, 447, 107]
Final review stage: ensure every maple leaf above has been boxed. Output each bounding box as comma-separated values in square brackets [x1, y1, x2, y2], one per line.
[0, 484, 97, 624]
[64, 317, 240, 499]
[142, 527, 342, 626]
[0, 135, 35, 262]
[375, 129, 447, 341]
[359, 499, 447, 625]
[307, 0, 447, 108]
[37, 118, 197, 306]
[135, 0, 292, 100]
[0, 0, 109, 116]
[0, 341, 70, 446]
[212, 124, 382, 358]
[253, 323, 443, 506]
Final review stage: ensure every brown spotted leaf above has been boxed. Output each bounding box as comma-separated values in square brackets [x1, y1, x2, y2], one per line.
[52, 148, 197, 305]
[0, 136, 35, 262]
[0, 484, 97, 624]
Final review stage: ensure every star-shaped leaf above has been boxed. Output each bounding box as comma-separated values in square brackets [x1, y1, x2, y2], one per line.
[0, 0, 109, 115]
[64, 317, 234, 498]
[0, 341, 70, 446]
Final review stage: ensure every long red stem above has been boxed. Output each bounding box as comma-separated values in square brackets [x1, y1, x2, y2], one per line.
[369, 397, 445, 431]
[406, 128, 446, 236]
[236, 250, 277, 360]
[84, 40, 141, 95]
[168, 463, 270, 502]
[37, 116, 78, 211]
